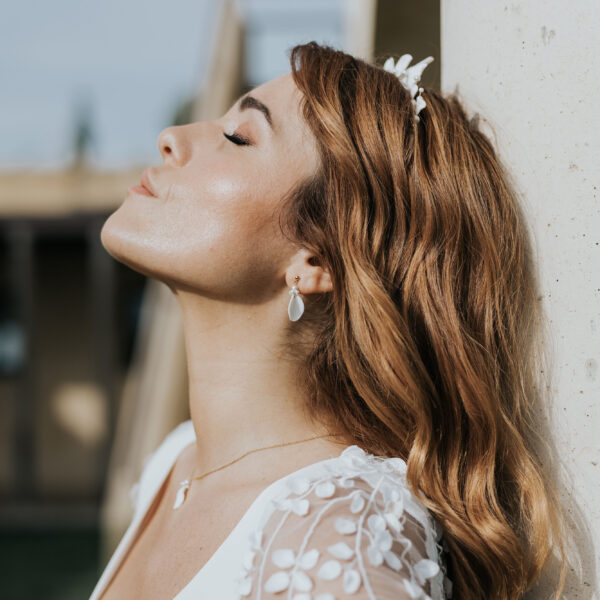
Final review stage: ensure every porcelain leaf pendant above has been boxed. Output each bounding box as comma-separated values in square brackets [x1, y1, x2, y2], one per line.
[173, 479, 190, 509]
[288, 285, 304, 321]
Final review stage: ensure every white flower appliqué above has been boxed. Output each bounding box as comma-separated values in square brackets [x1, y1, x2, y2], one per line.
[382, 54, 435, 122]
[234, 445, 451, 600]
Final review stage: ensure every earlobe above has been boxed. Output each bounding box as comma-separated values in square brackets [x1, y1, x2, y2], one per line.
[286, 267, 333, 294]
[286, 249, 333, 295]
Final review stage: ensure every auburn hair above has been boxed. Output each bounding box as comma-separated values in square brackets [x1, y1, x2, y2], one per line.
[278, 42, 567, 600]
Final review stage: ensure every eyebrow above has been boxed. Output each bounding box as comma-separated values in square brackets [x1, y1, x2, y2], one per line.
[238, 94, 273, 129]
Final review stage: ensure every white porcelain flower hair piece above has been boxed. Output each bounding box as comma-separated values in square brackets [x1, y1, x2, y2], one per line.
[383, 54, 435, 122]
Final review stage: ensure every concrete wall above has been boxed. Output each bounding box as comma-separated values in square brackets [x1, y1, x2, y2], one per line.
[441, 1, 599, 598]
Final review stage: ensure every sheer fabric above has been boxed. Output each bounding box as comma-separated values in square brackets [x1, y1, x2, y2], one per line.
[234, 446, 452, 600]
[89, 421, 452, 600]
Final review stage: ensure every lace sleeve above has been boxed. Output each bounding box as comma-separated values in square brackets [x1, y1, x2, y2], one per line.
[235, 446, 451, 600]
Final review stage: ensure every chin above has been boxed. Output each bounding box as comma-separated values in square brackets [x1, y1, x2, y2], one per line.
[100, 211, 153, 278]
[100, 211, 183, 294]
[101, 210, 128, 260]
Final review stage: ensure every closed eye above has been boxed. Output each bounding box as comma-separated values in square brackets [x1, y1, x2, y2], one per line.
[223, 132, 251, 146]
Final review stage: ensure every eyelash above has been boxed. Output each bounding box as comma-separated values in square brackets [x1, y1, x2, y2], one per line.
[223, 132, 251, 146]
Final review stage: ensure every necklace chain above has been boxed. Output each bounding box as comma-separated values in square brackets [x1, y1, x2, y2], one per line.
[172, 432, 344, 510]
[189, 432, 340, 482]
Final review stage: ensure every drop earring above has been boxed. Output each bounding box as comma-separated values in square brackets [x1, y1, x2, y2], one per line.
[288, 275, 304, 321]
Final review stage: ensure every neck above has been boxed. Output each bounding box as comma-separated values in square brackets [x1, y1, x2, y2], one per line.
[173, 287, 335, 476]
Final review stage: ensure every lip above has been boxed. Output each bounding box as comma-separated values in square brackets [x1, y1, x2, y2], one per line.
[137, 167, 156, 196]
[128, 184, 154, 197]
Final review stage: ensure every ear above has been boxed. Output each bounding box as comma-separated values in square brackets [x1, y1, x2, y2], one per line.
[285, 248, 333, 294]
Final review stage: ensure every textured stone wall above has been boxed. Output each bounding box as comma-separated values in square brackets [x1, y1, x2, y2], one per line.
[441, 2, 599, 598]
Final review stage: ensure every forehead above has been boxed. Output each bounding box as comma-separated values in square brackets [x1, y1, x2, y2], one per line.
[245, 72, 320, 175]
[250, 73, 304, 130]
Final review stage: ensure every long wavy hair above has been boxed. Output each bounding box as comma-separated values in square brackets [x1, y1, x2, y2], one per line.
[278, 42, 567, 600]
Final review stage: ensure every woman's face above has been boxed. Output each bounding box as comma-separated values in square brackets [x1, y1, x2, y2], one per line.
[101, 73, 319, 302]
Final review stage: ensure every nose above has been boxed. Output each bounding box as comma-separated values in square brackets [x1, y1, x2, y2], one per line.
[158, 125, 189, 165]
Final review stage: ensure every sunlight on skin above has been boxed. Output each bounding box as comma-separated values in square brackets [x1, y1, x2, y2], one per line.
[101, 73, 339, 481]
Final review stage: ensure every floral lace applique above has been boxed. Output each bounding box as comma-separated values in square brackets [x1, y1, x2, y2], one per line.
[234, 445, 452, 600]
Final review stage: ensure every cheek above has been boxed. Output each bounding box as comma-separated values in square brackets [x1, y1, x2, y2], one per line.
[101, 163, 288, 294]
[173, 166, 276, 256]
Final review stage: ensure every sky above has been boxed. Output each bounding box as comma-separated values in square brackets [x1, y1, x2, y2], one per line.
[0, 0, 341, 172]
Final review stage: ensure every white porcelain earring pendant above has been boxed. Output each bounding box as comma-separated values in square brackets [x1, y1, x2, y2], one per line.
[288, 275, 304, 321]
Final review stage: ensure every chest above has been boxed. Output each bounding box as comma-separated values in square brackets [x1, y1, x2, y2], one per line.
[99, 478, 264, 600]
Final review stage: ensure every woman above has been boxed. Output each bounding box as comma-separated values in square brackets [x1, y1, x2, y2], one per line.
[90, 42, 565, 600]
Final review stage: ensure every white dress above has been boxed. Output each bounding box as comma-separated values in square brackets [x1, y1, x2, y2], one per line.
[89, 420, 452, 600]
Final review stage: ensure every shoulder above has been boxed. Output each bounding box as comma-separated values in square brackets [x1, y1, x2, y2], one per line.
[234, 445, 452, 600]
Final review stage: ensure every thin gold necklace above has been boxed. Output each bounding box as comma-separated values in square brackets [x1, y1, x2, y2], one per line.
[172, 433, 341, 510]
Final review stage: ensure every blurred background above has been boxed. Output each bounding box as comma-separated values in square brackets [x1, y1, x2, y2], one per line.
[1, 1, 598, 599]
[0, 1, 439, 598]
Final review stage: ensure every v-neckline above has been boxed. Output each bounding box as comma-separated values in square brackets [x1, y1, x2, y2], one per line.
[95, 427, 353, 600]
